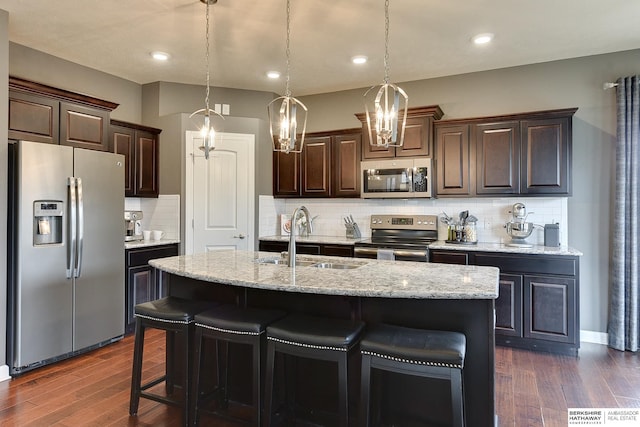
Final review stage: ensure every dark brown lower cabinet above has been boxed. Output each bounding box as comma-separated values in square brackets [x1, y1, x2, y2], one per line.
[430, 249, 580, 355]
[258, 240, 354, 257]
[125, 244, 179, 333]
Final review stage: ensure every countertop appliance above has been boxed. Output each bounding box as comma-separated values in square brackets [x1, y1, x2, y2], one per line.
[354, 214, 438, 262]
[125, 210, 143, 241]
[505, 202, 535, 247]
[7, 140, 125, 375]
[361, 158, 432, 198]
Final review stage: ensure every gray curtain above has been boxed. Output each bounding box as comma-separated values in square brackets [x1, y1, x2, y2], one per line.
[609, 75, 640, 351]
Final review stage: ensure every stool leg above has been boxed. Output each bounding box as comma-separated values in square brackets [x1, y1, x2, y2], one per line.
[450, 368, 465, 427]
[190, 327, 204, 426]
[252, 337, 261, 427]
[183, 324, 193, 427]
[166, 330, 175, 394]
[263, 340, 276, 427]
[129, 319, 146, 416]
[359, 353, 372, 427]
[338, 352, 349, 427]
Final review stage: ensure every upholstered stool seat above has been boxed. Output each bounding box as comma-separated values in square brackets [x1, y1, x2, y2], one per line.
[190, 304, 285, 426]
[264, 313, 365, 427]
[129, 296, 214, 427]
[359, 323, 467, 427]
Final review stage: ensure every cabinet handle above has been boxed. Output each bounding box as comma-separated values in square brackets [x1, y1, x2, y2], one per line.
[233, 234, 246, 239]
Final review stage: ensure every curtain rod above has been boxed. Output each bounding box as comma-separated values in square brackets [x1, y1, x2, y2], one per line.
[603, 82, 619, 90]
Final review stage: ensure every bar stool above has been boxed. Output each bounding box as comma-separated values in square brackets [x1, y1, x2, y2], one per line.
[129, 296, 214, 427]
[190, 304, 286, 426]
[264, 313, 365, 427]
[359, 324, 466, 427]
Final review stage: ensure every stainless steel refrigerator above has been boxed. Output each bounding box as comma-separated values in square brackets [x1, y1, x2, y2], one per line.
[7, 140, 125, 375]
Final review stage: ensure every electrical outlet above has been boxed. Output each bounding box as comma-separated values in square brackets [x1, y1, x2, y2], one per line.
[214, 104, 222, 114]
[222, 104, 230, 115]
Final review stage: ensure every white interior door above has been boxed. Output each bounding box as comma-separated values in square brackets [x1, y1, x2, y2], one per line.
[185, 131, 255, 254]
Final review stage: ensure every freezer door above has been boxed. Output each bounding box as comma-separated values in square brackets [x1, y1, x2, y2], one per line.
[73, 148, 125, 350]
[13, 141, 74, 369]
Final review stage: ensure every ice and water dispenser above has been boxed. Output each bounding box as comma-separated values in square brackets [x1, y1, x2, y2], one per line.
[33, 201, 63, 246]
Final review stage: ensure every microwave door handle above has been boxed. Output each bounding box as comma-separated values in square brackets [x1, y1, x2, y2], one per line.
[74, 178, 84, 278]
[66, 177, 76, 279]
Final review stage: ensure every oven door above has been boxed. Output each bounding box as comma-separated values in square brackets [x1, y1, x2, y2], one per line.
[354, 246, 429, 262]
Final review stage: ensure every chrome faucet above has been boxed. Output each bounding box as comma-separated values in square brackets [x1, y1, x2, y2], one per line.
[288, 206, 313, 267]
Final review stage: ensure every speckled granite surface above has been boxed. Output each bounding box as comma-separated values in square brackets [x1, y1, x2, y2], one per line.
[260, 235, 360, 245]
[125, 239, 180, 250]
[149, 250, 499, 300]
[428, 240, 583, 256]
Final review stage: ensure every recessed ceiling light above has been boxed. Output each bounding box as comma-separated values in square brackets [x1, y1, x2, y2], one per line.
[267, 71, 281, 79]
[472, 33, 494, 45]
[151, 51, 170, 61]
[352, 55, 368, 65]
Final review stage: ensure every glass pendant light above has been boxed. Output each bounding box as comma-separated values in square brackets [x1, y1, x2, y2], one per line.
[190, 0, 224, 159]
[363, 0, 408, 148]
[268, 0, 308, 154]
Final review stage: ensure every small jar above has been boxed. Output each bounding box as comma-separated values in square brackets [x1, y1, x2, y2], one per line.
[462, 222, 477, 243]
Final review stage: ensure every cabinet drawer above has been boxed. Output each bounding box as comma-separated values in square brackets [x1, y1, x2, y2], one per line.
[430, 251, 468, 265]
[474, 253, 577, 276]
[127, 244, 178, 267]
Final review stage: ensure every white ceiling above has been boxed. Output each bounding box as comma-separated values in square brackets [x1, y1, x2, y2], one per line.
[0, 0, 639, 96]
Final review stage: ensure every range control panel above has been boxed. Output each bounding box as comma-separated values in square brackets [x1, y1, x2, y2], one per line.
[370, 215, 438, 230]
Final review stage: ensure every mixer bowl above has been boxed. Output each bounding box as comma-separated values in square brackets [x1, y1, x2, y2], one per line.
[506, 221, 534, 239]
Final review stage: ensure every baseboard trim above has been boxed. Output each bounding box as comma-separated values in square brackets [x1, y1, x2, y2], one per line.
[0, 365, 10, 383]
[580, 330, 608, 345]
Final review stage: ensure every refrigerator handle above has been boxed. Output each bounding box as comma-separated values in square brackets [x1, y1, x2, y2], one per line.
[74, 178, 84, 278]
[67, 177, 77, 279]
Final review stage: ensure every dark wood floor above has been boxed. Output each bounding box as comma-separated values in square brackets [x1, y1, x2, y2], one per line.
[1, 330, 639, 427]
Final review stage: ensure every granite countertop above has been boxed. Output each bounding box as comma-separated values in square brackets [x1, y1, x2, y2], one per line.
[125, 239, 181, 250]
[149, 250, 499, 300]
[428, 240, 583, 256]
[260, 235, 361, 245]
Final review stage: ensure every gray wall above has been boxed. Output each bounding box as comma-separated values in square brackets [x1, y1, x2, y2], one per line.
[298, 49, 640, 334]
[9, 43, 142, 123]
[1, 9, 9, 370]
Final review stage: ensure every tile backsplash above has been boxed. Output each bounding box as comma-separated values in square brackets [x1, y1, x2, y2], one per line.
[125, 195, 180, 240]
[259, 195, 569, 246]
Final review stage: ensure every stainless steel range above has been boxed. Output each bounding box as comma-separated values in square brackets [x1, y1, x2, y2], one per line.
[354, 214, 438, 262]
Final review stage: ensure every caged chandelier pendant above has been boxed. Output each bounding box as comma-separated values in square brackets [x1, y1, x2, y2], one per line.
[363, 0, 408, 148]
[190, 0, 224, 159]
[268, 0, 308, 154]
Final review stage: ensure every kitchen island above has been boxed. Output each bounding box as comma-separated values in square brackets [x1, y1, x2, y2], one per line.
[150, 250, 499, 426]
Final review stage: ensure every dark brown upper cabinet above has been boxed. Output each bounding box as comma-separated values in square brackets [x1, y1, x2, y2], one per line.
[109, 120, 161, 198]
[8, 77, 117, 151]
[434, 108, 576, 198]
[355, 105, 443, 160]
[272, 129, 361, 198]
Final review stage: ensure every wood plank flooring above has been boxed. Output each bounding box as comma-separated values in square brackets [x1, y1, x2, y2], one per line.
[1, 329, 639, 426]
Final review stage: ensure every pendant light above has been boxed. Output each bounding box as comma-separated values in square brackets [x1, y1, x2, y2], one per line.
[268, 0, 308, 154]
[190, 0, 224, 159]
[363, 0, 408, 148]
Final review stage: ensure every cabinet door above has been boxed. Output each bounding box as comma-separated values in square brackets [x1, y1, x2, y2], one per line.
[520, 117, 571, 195]
[495, 274, 523, 337]
[434, 124, 473, 196]
[126, 265, 156, 331]
[524, 275, 576, 343]
[395, 116, 431, 157]
[60, 102, 109, 151]
[429, 250, 469, 265]
[332, 133, 361, 197]
[302, 137, 331, 197]
[475, 121, 520, 195]
[273, 151, 300, 197]
[110, 126, 135, 196]
[361, 125, 395, 159]
[135, 131, 159, 197]
[8, 91, 60, 144]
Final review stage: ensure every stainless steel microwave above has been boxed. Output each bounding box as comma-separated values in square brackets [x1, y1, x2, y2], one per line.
[361, 158, 432, 198]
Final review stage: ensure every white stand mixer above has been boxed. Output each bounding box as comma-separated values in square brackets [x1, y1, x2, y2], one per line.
[505, 203, 535, 247]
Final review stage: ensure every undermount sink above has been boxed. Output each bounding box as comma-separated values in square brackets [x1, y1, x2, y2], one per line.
[311, 262, 361, 270]
[256, 257, 364, 269]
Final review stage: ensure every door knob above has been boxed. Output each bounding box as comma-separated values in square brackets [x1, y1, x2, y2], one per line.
[233, 234, 246, 239]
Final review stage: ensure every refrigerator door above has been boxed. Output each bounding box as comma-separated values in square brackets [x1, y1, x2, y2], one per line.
[13, 141, 74, 369]
[72, 148, 125, 350]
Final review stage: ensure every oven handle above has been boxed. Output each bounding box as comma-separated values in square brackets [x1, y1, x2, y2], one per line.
[354, 247, 428, 259]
